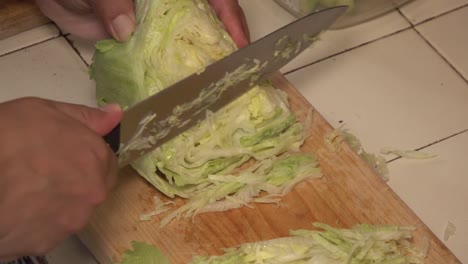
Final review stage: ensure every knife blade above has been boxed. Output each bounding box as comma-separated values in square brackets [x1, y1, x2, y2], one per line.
[104, 6, 347, 167]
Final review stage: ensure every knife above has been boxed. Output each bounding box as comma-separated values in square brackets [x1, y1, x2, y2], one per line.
[104, 6, 347, 167]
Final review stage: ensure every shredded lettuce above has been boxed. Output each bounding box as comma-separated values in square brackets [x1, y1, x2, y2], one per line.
[158, 152, 321, 227]
[192, 223, 427, 264]
[380, 147, 437, 160]
[324, 126, 389, 181]
[91, 0, 319, 226]
[359, 151, 389, 181]
[121, 223, 426, 264]
[121, 241, 170, 264]
[325, 126, 439, 182]
[324, 125, 362, 153]
[140, 196, 175, 221]
[324, 125, 346, 152]
[443, 221, 456, 242]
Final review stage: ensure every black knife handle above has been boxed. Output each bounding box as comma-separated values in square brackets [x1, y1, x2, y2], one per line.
[103, 123, 120, 153]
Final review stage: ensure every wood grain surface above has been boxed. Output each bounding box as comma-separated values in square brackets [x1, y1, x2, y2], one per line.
[0, 0, 49, 40]
[79, 73, 460, 264]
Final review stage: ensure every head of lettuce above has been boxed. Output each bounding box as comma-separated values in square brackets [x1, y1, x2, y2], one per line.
[90, 0, 320, 227]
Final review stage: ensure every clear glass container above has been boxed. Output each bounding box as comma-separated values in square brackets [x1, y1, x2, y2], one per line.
[274, 0, 413, 29]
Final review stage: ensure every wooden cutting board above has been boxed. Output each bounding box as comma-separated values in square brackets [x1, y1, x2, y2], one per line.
[0, 0, 49, 40]
[79, 73, 460, 264]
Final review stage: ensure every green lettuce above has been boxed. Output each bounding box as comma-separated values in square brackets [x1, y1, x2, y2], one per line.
[121, 241, 170, 264]
[319, 0, 355, 10]
[324, 126, 389, 181]
[91, 0, 317, 226]
[192, 223, 427, 264]
[91, 0, 237, 107]
[159, 152, 322, 227]
[120, 223, 427, 264]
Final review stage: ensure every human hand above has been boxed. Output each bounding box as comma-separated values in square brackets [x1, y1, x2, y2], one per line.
[35, 0, 136, 42]
[35, 0, 250, 47]
[0, 98, 122, 260]
[209, 0, 250, 48]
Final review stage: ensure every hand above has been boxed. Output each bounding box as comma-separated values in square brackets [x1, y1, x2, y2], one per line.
[35, 0, 250, 47]
[0, 98, 122, 260]
[209, 0, 250, 48]
[35, 0, 136, 42]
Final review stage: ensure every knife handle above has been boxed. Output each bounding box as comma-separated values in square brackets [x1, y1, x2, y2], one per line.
[103, 123, 120, 153]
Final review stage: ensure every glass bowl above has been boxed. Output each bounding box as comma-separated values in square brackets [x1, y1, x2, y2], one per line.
[274, 0, 413, 29]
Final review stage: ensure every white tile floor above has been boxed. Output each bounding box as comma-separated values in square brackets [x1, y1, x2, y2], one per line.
[416, 6, 468, 81]
[388, 131, 468, 262]
[0, 37, 96, 106]
[286, 28, 468, 157]
[1, 0, 467, 263]
[240, 0, 411, 73]
[280, 11, 410, 73]
[399, 0, 468, 25]
[0, 23, 59, 56]
[66, 35, 96, 66]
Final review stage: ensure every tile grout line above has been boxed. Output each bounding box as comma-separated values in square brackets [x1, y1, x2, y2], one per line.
[63, 36, 90, 67]
[283, 25, 413, 76]
[50, 21, 88, 66]
[284, 3, 468, 77]
[413, 28, 467, 83]
[0, 34, 61, 59]
[383, 6, 468, 163]
[387, 128, 468, 163]
[399, 3, 468, 27]
[395, 8, 468, 84]
[48, 20, 70, 37]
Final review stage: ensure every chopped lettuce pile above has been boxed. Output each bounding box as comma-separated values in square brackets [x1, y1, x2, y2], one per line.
[158, 153, 321, 227]
[121, 223, 427, 264]
[91, 0, 319, 226]
[193, 223, 427, 264]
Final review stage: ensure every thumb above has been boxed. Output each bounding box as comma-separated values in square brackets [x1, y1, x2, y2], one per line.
[91, 0, 136, 42]
[55, 103, 123, 136]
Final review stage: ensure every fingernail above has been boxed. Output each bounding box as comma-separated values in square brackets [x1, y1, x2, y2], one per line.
[100, 103, 121, 113]
[111, 14, 134, 42]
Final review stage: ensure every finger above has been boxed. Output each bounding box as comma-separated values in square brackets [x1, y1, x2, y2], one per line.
[54, 102, 123, 136]
[237, 9, 250, 47]
[209, 0, 250, 48]
[240, 9, 251, 44]
[35, 0, 109, 40]
[227, 4, 250, 47]
[91, 0, 136, 42]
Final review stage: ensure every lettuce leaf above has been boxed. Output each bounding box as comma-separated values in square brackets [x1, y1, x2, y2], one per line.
[121, 241, 170, 264]
[91, 0, 318, 226]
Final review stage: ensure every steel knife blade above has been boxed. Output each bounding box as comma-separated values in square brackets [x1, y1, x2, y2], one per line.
[104, 6, 347, 167]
